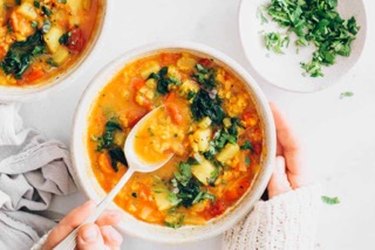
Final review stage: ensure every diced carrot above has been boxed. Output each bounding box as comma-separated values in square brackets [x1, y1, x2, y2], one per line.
[0, 46, 6, 60]
[98, 153, 114, 174]
[24, 68, 44, 83]
[165, 104, 183, 125]
[164, 93, 183, 125]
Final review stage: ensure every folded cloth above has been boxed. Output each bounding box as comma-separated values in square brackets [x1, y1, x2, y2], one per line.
[0, 103, 76, 250]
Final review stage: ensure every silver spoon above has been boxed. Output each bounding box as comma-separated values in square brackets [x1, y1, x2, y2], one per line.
[54, 106, 173, 250]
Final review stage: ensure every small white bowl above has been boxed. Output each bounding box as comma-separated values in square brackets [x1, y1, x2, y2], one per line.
[238, 0, 367, 93]
[0, 0, 111, 103]
[71, 42, 276, 243]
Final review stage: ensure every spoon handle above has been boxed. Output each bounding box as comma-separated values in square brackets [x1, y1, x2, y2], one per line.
[53, 169, 135, 250]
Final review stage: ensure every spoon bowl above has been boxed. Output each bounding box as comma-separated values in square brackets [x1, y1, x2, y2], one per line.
[124, 105, 174, 173]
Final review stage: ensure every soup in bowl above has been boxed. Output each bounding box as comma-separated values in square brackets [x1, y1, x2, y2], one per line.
[0, 0, 106, 101]
[72, 42, 276, 243]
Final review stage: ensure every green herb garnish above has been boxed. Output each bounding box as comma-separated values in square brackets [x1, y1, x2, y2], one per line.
[148, 67, 180, 95]
[321, 195, 340, 205]
[264, 32, 289, 54]
[339, 91, 354, 99]
[265, 0, 360, 77]
[192, 63, 216, 90]
[1, 30, 45, 78]
[190, 89, 225, 125]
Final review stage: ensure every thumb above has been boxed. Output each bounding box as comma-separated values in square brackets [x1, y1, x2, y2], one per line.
[267, 156, 292, 198]
[77, 224, 105, 250]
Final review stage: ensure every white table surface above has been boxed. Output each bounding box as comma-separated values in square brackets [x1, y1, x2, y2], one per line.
[20, 0, 375, 249]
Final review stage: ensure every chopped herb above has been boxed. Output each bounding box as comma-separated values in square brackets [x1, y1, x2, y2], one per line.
[1, 30, 45, 78]
[148, 67, 179, 95]
[59, 32, 71, 45]
[192, 191, 215, 205]
[257, 5, 269, 24]
[240, 140, 254, 151]
[265, 0, 360, 77]
[171, 158, 214, 208]
[174, 159, 195, 187]
[186, 90, 196, 100]
[321, 195, 340, 205]
[165, 213, 184, 229]
[41, 6, 52, 16]
[192, 63, 216, 90]
[190, 89, 225, 125]
[33, 0, 40, 8]
[31, 20, 38, 28]
[339, 91, 354, 99]
[245, 156, 251, 167]
[108, 146, 127, 172]
[96, 120, 123, 151]
[46, 58, 58, 67]
[264, 32, 289, 54]
[57, 0, 67, 3]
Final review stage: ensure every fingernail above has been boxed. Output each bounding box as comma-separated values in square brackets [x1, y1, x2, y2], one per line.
[81, 225, 99, 242]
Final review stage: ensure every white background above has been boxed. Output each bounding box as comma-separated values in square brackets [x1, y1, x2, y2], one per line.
[20, 0, 375, 249]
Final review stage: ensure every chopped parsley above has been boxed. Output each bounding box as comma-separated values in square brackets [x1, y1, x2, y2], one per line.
[94, 119, 127, 172]
[148, 67, 179, 95]
[190, 89, 225, 125]
[240, 140, 254, 151]
[321, 195, 340, 205]
[264, 32, 289, 54]
[265, 0, 360, 77]
[192, 63, 216, 90]
[339, 91, 354, 99]
[1, 30, 45, 78]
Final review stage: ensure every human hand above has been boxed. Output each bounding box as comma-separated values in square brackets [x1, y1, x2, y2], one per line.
[42, 200, 123, 250]
[267, 103, 311, 198]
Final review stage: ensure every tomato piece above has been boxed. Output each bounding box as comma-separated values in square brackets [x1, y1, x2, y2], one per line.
[224, 178, 250, 203]
[198, 58, 213, 68]
[67, 28, 85, 53]
[207, 200, 226, 218]
[24, 68, 44, 83]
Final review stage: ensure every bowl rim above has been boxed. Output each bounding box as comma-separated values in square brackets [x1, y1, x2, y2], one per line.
[0, 0, 113, 103]
[237, 0, 368, 93]
[71, 41, 276, 243]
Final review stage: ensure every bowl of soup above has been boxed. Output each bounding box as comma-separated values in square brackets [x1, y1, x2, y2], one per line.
[0, 0, 107, 102]
[72, 42, 276, 243]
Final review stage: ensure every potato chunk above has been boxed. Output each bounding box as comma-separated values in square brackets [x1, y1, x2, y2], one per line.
[44, 26, 65, 53]
[192, 154, 216, 185]
[216, 143, 240, 163]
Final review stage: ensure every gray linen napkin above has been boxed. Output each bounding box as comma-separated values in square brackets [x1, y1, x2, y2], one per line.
[0, 104, 76, 250]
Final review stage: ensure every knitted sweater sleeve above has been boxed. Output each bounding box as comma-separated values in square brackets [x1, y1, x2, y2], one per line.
[223, 185, 321, 250]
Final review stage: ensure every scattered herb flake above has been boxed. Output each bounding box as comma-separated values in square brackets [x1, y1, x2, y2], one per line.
[321, 195, 340, 205]
[339, 91, 354, 99]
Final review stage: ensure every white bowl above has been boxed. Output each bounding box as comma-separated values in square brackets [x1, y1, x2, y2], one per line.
[0, 0, 111, 103]
[238, 0, 367, 93]
[71, 42, 276, 243]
